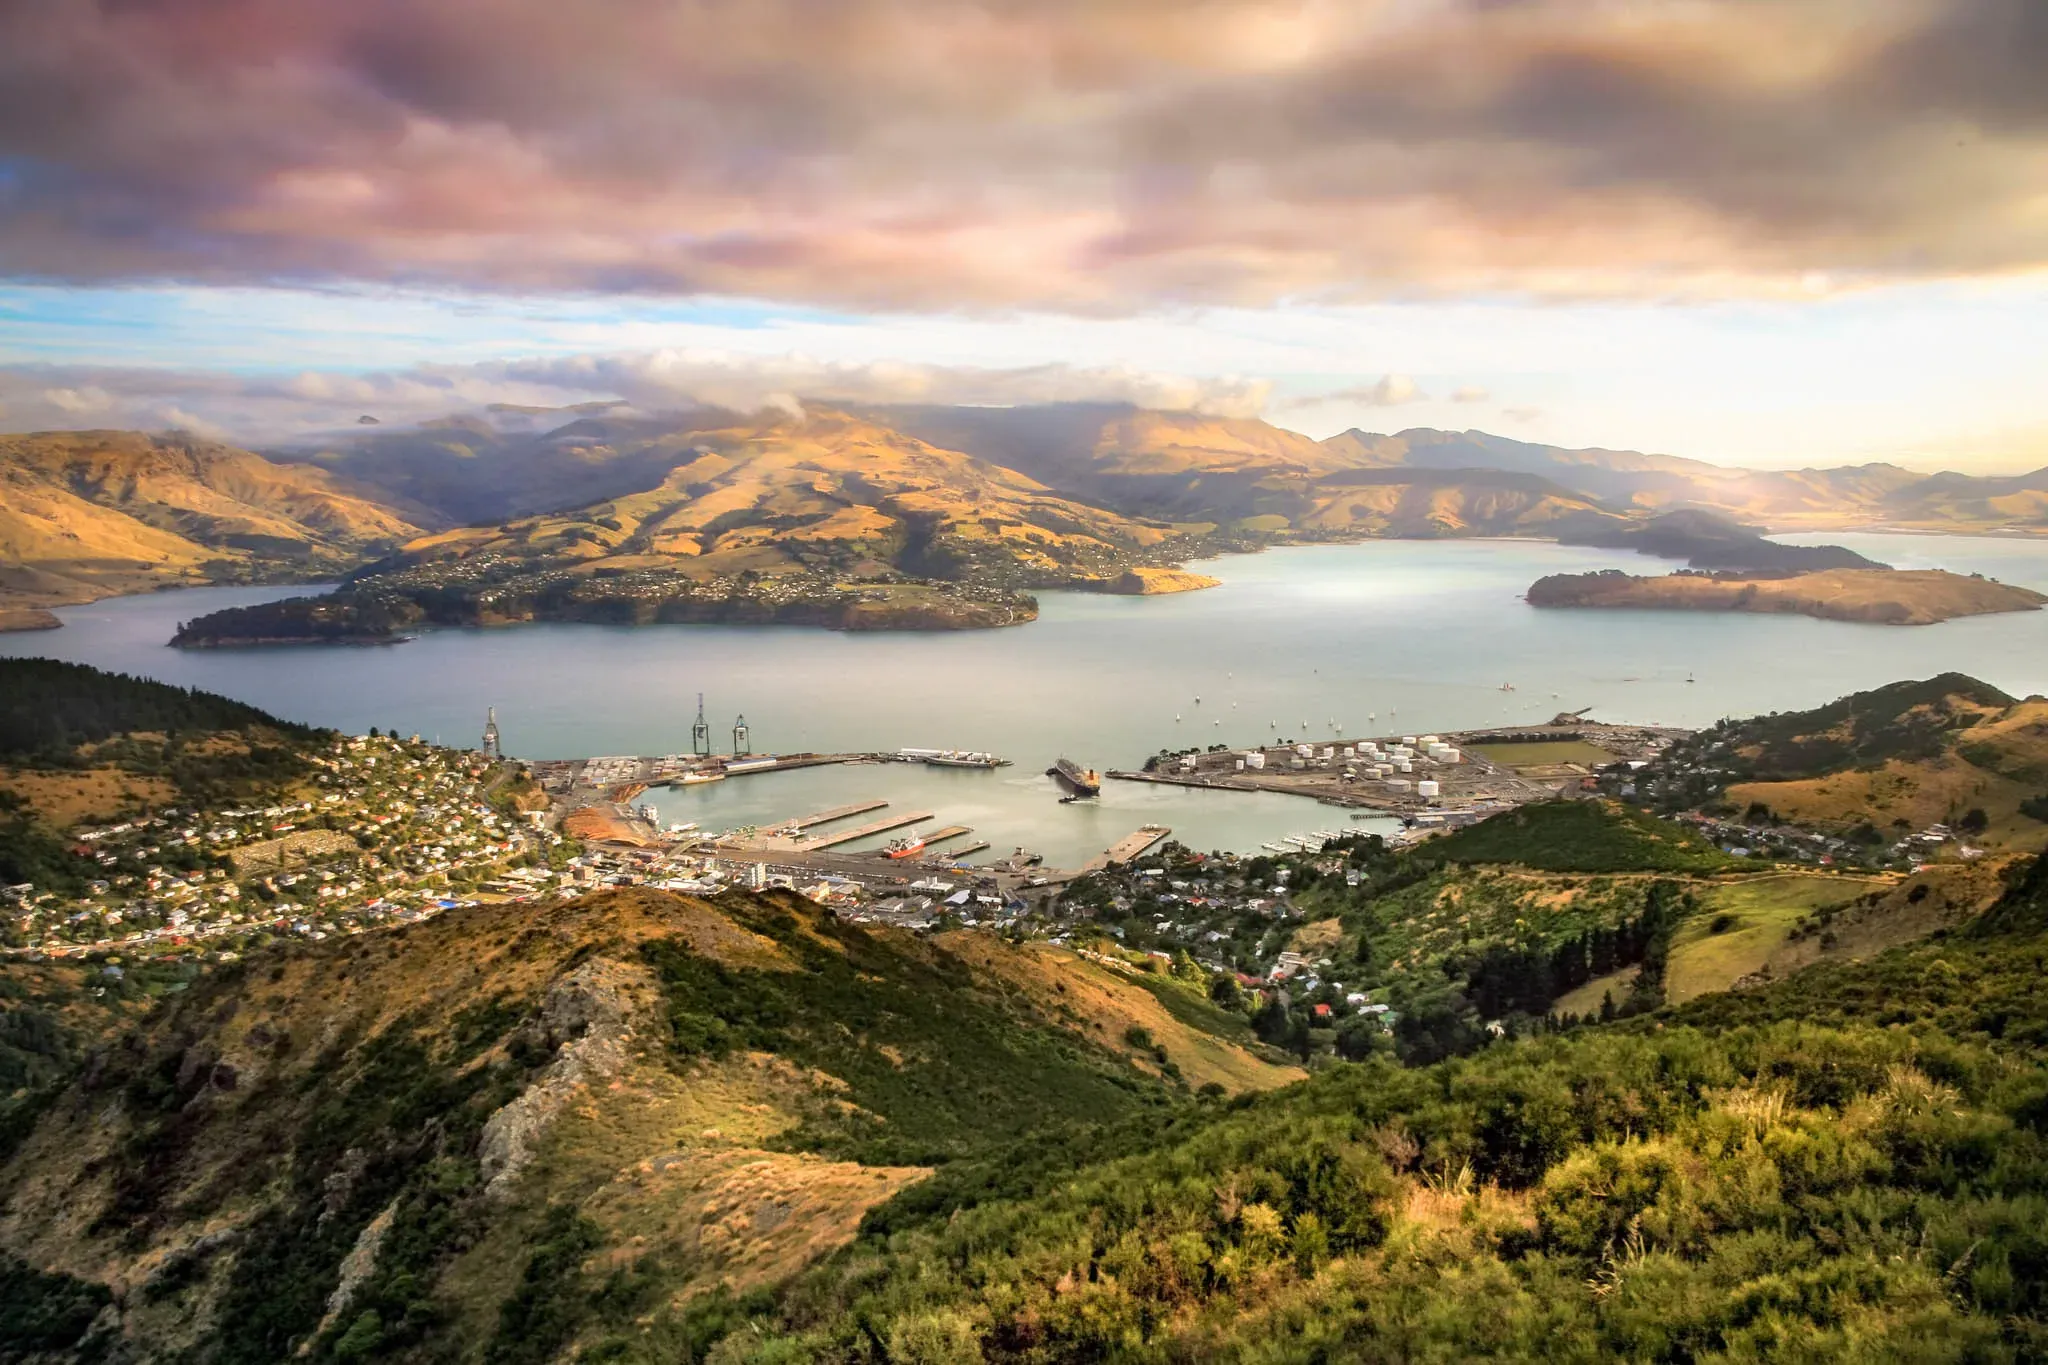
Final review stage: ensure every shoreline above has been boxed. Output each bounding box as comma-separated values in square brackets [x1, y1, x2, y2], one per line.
[19, 520, 2046, 644]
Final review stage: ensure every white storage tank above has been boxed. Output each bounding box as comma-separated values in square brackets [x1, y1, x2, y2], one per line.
[1384, 777, 1412, 791]
[1290, 757, 1307, 770]
[1417, 779, 1441, 798]
[1245, 752, 1266, 770]
[1319, 747, 1334, 760]
[1420, 735, 1441, 746]
[1341, 746, 1355, 759]
[1396, 760, 1413, 773]
[1438, 747, 1461, 763]
[1402, 735, 1418, 747]
[1235, 759, 1246, 771]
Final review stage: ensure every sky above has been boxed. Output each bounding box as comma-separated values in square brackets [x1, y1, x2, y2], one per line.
[2, 0, 2047, 472]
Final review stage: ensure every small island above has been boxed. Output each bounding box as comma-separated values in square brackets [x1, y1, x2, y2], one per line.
[1527, 567, 2048, 626]
[169, 571, 1041, 647]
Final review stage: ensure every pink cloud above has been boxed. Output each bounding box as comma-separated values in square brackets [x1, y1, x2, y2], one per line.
[1, 1, 2045, 309]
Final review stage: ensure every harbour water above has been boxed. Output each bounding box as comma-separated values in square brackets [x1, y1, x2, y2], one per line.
[10, 533, 2048, 864]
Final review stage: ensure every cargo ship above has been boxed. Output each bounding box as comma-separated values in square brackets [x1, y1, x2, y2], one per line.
[1048, 757, 1101, 797]
[883, 831, 928, 860]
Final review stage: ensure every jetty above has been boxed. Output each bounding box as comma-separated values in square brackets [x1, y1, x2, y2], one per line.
[1080, 825, 1171, 873]
[799, 809, 935, 850]
[773, 800, 888, 833]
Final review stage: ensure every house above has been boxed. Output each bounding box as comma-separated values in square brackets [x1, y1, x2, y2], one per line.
[1312, 1003, 1333, 1022]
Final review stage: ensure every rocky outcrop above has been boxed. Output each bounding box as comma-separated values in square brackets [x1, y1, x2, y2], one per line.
[312, 1198, 398, 1344]
[476, 958, 653, 1199]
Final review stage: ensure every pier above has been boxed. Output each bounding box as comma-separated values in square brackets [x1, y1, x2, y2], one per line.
[920, 824, 974, 846]
[798, 809, 935, 849]
[774, 800, 888, 832]
[1079, 825, 1171, 873]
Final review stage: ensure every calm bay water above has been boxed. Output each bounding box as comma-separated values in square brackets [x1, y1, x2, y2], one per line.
[9, 533, 2048, 864]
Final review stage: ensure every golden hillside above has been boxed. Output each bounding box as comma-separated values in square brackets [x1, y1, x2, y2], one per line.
[385, 409, 1187, 585]
[0, 431, 423, 608]
[1726, 696, 2048, 852]
[1529, 567, 2048, 625]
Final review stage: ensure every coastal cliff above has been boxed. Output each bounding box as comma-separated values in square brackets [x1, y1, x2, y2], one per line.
[1528, 567, 2048, 625]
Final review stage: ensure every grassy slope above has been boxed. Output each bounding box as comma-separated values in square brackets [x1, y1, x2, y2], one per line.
[0, 887, 1292, 1363]
[1664, 873, 1888, 1003]
[691, 864, 2048, 1363]
[1723, 693, 2048, 853]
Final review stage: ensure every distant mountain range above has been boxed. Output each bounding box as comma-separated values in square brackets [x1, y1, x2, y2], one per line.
[3, 403, 2044, 626]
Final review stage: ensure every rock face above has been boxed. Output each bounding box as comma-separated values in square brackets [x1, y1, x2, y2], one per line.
[476, 958, 652, 1199]
[1527, 567, 2048, 626]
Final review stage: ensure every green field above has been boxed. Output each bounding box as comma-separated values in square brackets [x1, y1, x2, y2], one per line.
[1552, 965, 1638, 1018]
[1665, 872, 1886, 1003]
[1471, 740, 1618, 768]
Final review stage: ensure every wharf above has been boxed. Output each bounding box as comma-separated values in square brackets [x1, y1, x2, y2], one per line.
[1079, 825, 1172, 873]
[1109, 768, 1405, 810]
[920, 825, 974, 846]
[775, 800, 887, 832]
[934, 839, 989, 859]
[798, 810, 935, 850]
[534, 751, 874, 801]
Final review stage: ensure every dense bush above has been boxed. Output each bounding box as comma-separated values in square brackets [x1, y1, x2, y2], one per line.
[643, 869, 2048, 1362]
[1423, 800, 1734, 874]
[0, 657, 315, 760]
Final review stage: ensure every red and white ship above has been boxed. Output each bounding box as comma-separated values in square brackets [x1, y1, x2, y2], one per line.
[883, 832, 927, 860]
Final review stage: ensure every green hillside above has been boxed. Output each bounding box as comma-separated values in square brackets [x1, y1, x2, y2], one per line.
[674, 862, 2048, 1363]
[1423, 799, 1736, 874]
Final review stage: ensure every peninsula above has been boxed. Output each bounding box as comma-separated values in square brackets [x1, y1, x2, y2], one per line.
[1527, 567, 2048, 625]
